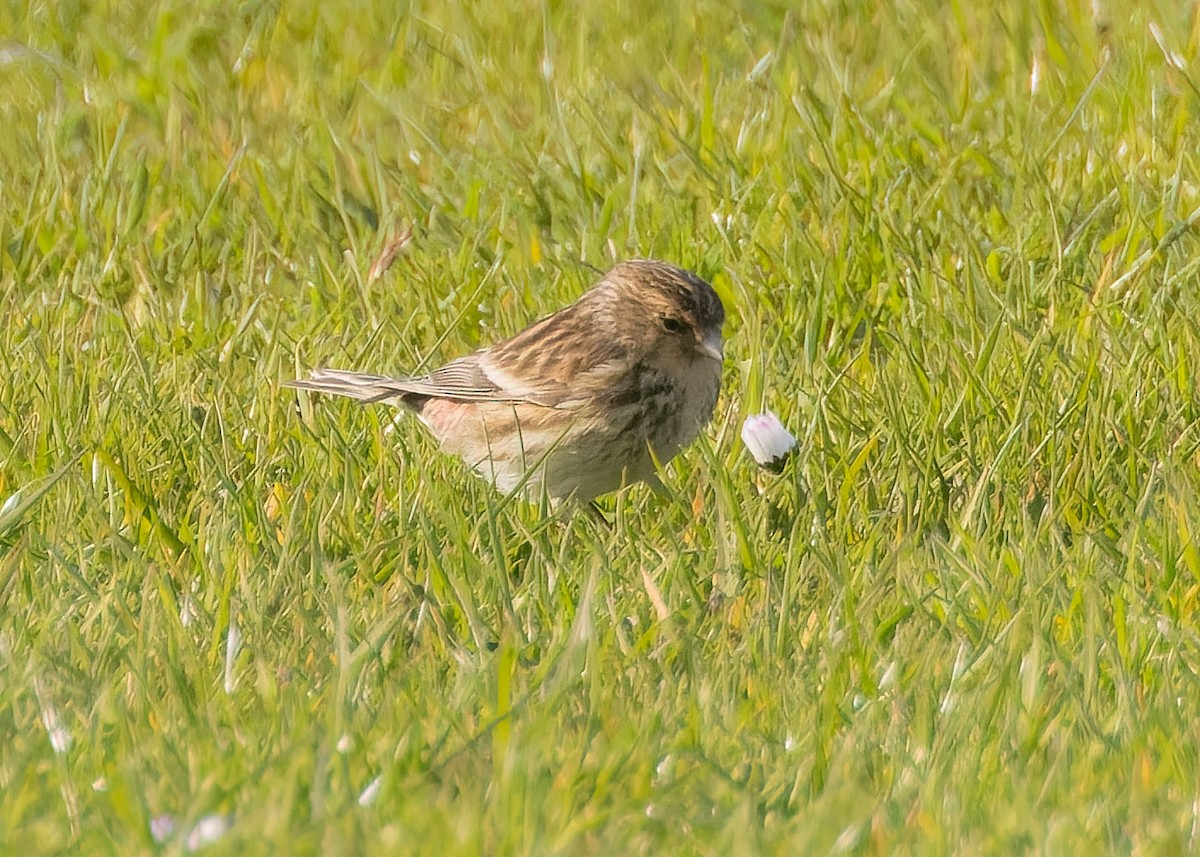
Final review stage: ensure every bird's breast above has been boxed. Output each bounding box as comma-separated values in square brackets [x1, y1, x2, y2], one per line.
[637, 357, 721, 454]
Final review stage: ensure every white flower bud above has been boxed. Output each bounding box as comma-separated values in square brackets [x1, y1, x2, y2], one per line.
[187, 814, 232, 850]
[741, 411, 797, 472]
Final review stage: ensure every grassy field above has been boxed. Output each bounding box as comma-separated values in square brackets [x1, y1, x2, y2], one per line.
[4, 0, 1200, 853]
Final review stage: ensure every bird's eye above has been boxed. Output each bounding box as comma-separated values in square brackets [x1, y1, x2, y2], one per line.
[662, 317, 685, 334]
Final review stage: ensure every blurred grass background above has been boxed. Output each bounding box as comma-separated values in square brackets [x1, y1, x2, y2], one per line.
[3, 0, 1200, 853]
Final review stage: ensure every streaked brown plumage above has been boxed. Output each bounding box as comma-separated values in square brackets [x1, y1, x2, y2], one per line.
[287, 260, 725, 503]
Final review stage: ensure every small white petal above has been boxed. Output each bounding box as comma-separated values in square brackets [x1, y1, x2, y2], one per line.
[358, 775, 383, 806]
[834, 823, 862, 852]
[42, 708, 73, 754]
[951, 642, 968, 681]
[654, 754, 674, 785]
[741, 411, 798, 470]
[939, 691, 956, 715]
[223, 621, 240, 694]
[48, 727, 73, 754]
[749, 50, 774, 81]
[0, 490, 19, 518]
[187, 814, 232, 851]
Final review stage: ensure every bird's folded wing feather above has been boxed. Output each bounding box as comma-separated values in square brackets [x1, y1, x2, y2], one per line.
[399, 349, 593, 408]
[288, 298, 631, 408]
[287, 356, 572, 407]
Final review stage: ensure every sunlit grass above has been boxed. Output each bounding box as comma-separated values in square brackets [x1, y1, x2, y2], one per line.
[3, 0, 1200, 853]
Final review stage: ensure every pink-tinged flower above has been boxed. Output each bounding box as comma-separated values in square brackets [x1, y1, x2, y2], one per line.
[741, 411, 796, 472]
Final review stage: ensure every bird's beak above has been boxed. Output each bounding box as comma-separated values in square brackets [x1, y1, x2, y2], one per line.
[697, 329, 724, 363]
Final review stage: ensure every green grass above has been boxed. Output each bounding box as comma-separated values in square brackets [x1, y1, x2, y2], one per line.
[3, 0, 1200, 853]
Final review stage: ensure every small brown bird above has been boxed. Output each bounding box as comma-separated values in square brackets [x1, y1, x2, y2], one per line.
[287, 260, 725, 504]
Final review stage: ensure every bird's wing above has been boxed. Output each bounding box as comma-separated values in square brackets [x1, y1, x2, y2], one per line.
[284, 369, 433, 402]
[400, 356, 524, 402]
[470, 301, 633, 407]
[287, 361, 516, 404]
[289, 292, 633, 408]
[287, 353, 581, 407]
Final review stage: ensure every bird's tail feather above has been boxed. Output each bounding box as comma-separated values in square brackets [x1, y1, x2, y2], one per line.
[285, 369, 420, 403]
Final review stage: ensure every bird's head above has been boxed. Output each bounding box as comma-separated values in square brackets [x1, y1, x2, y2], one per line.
[604, 260, 725, 365]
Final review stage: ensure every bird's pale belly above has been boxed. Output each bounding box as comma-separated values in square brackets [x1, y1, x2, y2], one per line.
[420, 361, 721, 502]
